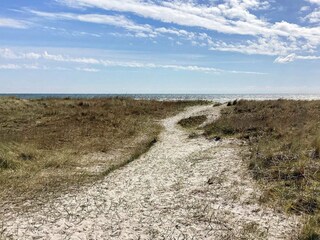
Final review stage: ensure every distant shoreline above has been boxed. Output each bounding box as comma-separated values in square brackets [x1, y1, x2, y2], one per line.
[1, 93, 320, 102]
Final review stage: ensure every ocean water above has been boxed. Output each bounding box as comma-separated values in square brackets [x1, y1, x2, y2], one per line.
[1, 94, 320, 103]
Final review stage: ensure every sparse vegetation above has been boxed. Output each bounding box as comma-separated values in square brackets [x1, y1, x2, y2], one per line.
[0, 97, 208, 203]
[204, 100, 320, 239]
[226, 99, 238, 107]
[213, 102, 222, 107]
[178, 115, 207, 129]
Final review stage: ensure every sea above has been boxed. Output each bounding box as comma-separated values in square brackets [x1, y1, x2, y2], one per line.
[1, 94, 320, 103]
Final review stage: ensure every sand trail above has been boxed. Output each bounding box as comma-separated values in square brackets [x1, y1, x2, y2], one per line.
[1, 105, 300, 239]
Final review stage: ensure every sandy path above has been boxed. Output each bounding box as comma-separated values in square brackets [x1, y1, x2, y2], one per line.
[1, 105, 300, 240]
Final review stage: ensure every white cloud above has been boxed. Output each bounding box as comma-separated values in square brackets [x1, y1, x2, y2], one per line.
[0, 48, 266, 75]
[210, 36, 302, 56]
[306, 0, 320, 5]
[0, 48, 41, 59]
[29, 9, 220, 42]
[43, 51, 102, 64]
[57, 0, 320, 43]
[24, 0, 320, 60]
[29, 10, 154, 35]
[274, 53, 320, 63]
[0, 63, 99, 72]
[274, 54, 297, 63]
[304, 8, 320, 23]
[0, 64, 40, 69]
[296, 55, 320, 60]
[300, 6, 311, 12]
[58, 0, 270, 36]
[76, 67, 100, 72]
[49, 0, 320, 61]
[42, 26, 102, 38]
[0, 17, 29, 29]
[0, 64, 22, 69]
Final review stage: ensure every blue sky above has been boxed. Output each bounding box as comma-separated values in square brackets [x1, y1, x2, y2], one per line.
[0, 0, 319, 93]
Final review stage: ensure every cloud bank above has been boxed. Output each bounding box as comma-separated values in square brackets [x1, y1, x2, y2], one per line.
[28, 0, 320, 63]
[0, 17, 30, 29]
[2, 0, 320, 64]
[0, 48, 266, 75]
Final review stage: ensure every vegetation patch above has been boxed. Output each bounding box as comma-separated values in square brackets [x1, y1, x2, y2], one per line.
[0, 97, 208, 204]
[204, 99, 320, 239]
[178, 115, 207, 129]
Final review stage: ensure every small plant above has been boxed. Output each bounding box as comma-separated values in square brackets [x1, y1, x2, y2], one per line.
[78, 101, 90, 107]
[19, 153, 33, 161]
[178, 115, 207, 128]
[311, 135, 320, 159]
[300, 216, 320, 240]
[290, 196, 318, 214]
[0, 158, 10, 169]
[188, 132, 198, 139]
[211, 136, 221, 141]
[226, 100, 238, 106]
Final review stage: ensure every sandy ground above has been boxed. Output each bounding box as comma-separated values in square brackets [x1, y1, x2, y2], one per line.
[1, 105, 300, 240]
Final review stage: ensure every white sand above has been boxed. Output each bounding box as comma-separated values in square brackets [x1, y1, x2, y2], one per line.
[1, 105, 300, 239]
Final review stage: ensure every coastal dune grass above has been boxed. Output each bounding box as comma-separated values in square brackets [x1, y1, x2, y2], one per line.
[177, 115, 207, 129]
[204, 100, 320, 239]
[0, 97, 207, 203]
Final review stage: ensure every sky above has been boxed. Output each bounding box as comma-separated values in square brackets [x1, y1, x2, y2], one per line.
[0, 0, 319, 94]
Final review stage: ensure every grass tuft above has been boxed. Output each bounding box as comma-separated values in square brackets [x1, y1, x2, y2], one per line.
[102, 137, 157, 176]
[0, 158, 10, 169]
[178, 115, 207, 129]
[311, 135, 320, 159]
[300, 216, 320, 240]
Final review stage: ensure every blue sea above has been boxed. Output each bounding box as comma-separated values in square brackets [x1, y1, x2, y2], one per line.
[1, 94, 320, 103]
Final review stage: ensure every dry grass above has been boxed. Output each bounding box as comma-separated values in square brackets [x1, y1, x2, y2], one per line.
[204, 100, 320, 239]
[0, 97, 208, 204]
[177, 115, 207, 129]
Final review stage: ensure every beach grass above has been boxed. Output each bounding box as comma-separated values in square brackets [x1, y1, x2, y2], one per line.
[0, 97, 208, 204]
[177, 115, 207, 129]
[204, 99, 320, 239]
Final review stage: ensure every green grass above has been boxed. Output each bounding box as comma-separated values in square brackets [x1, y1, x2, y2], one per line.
[204, 100, 320, 239]
[0, 97, 208, 204]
